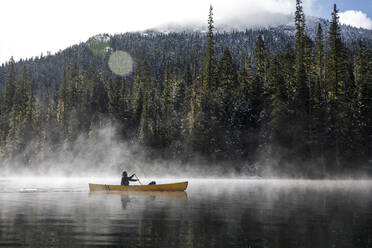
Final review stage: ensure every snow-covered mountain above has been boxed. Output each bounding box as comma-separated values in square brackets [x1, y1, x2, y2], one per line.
[148, 15, 371, 42]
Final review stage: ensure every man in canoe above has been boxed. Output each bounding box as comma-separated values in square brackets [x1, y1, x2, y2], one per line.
[121, 171, 139, 186]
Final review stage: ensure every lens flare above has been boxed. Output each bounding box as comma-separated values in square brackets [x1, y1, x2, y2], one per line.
[108, 50, 133, 76]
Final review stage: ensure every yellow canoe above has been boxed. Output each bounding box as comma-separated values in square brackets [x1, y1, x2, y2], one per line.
[89, 181, 188, 192]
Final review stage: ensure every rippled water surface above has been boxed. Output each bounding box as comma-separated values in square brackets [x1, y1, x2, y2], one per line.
[0, 178, 371, 247]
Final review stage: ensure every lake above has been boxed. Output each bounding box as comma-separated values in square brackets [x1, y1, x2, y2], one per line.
[0, 178, 371, 247]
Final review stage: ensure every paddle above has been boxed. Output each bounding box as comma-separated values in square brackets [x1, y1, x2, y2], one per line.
[134, 174, 142, 185]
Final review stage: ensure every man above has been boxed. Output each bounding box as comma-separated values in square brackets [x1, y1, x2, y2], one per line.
[121, 171, 139, 186]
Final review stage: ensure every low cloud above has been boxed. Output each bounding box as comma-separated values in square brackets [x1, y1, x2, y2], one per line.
[0, 0, 316, 63]
[339, 10, 372, 30]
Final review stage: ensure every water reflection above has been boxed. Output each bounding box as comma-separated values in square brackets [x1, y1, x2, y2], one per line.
[0, 179, 371, 248]
[90, 190, 188, 199]
[121, 194, 130, 209]
[89, 191, 188, 210]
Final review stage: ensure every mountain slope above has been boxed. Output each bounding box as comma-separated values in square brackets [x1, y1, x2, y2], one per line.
[0, 15, 370, 93]
[151, 15, 371, 43]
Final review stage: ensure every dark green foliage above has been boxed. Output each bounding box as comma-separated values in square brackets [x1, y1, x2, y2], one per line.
[203, 5, 217, 90]
[293, 0, 312, 159]
[311, 23, 327, 162]
[269, 55, 291, 150]
[356, 41, 372, 160]
[254, 35, 269, 85]
[326, 4, 355, 167]
[0, 3, 371, 174]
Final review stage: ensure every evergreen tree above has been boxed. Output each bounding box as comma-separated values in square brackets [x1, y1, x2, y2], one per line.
[293, 0, 312, 158]
[0, 58, 17, 149]
[311, 23, 327, 162]
[106, 75, 123, 120]
[281, 44, 296, 103]
[139, 62, 162, 148]
[161, 61, 172, 123]
[235, 57, 259, 157]
[5, 67, 29, 160]
[169, 67, 185, 154]
[202, 5, 217, 90]
[56, 51, 74, 139]
[218, 48, 237, 91]
[356, 41, 372, 160]
[159, 61, 173, 147]
[118, 77, 134, 138]
[132, 60, 145, 124]
[3, 57, 17, 113]
[215, 48, 238, 158]
[254, 35, 269, 85]
[294, 0, 309, 113]
[268, 55, 291, 151]
[326, 4, 353, 166]
[253, 36, 267, 123]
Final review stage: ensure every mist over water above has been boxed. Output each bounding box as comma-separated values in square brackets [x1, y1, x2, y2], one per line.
[1, 123, 369, 180]
[0, 124, 258, 179]
[1, 122, 372, 248]
[0, 178, 371, 247]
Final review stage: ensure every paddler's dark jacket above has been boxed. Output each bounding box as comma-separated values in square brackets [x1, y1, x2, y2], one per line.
[121, 174, 137, 186]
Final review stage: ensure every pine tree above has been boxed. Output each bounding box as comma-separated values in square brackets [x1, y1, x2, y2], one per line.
[355, 41, 369, 99]
[106, 75, 122, 120]
[315, 24, 325, 92]
[294, 0, 309, 115]
[281, 44, 296, 103]
[187, 5, 220, 158]
[312, 23, 327, 163]
[118, 77, 134, 138]
[3, 57, 17, 113]
[45, 88, 60, 152]
[202, 5, 217, 90]
[234, 57, 259, 158]
[56, 51, 74, 139]
[23, 70, 38, 148]
[172, 67, 186, 114]
[140, 62, 162, 148]
[132, 60, 145, 124]
[0, 58, 17, 148]
[170, 67, 185, 153]
[356, 41, 372, 159]
[293, 0, 312, 158]
[218, 48, 237, 91]
[214, 48, 238, 157]
[253, 36, 267, 124]
[161, 61, 172, 123]
[269, 55, 291, 151]
[217, 47, 237, 126]
[159, 61, 173, 147]
[238, 56, 254, 96]
[5, 67, 29, 159]
[254, 35, 269, 85]
[326, 4, 353, 166]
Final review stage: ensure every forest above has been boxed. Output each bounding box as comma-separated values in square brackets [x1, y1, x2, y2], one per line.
[0, 1, 371, 177]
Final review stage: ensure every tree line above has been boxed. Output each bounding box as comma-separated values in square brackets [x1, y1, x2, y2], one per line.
[0, 1, 371, 175]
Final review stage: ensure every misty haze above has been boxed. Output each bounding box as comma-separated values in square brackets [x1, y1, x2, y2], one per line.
[0, 0, 372, 247]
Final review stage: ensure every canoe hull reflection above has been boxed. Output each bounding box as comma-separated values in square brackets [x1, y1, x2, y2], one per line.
[89, 181, 188, 192]
[90, 190, 187, 199]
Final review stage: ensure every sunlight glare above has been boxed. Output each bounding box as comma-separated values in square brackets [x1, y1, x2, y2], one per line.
[108, 50, 134, 76]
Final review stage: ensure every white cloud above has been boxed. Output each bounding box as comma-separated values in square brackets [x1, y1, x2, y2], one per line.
[339, 10, 372, 29]
[0, 0, 316, 63]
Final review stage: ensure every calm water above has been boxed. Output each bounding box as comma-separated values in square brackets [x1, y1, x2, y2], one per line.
[0, 178, 371, 248]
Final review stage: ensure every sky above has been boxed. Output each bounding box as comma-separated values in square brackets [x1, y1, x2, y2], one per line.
[0, 0, 371, 63]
